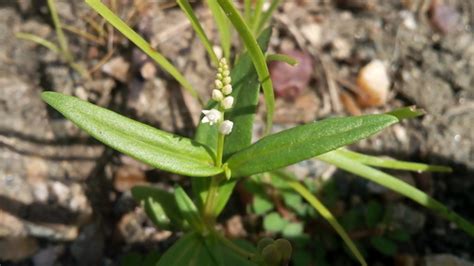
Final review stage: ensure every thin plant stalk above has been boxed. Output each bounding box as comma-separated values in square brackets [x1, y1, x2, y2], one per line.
[318, 151, 474, 237]
[206, 0, 232, 62]
[85, 0, 202, 102]
[251, 0, 264, 35]
[217, 0, 275, 133]
[178, 0, 219, 66]
[274, 171, 368, 266]
[256, 0, 282, 34]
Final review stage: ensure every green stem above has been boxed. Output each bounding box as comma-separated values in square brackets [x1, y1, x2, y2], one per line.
[274, 171, 367, 266]
[318, 151, 474, 237]
[251, 0, 264, 35]
[217, 0, 275, 134]
[47, 0, 72, 62]
[256, 0, 281, 34]
[203, 132, 225, 224]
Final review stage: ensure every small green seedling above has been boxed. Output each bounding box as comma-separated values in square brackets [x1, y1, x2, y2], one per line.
[40, 1, 474, 265]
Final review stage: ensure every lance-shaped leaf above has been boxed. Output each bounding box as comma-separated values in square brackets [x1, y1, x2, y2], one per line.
[41, 92, 222, 177]
[226, 114, 399, 177]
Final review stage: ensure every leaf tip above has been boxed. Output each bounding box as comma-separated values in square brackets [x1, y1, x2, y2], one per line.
[386, 106, 425, 121]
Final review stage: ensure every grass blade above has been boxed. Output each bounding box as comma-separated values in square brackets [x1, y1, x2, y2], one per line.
[256, 0, 282, 34]
[273, 171, 367, 266]
[251, 0, 264, 35]
[335, 149, 452, 173]
[318, 151, 474, 237]
[206, 0, 232, 62]
[266, 53, 298, 66]
[85, 0, 200, 100]
[16, 32, 60, 54]
[217, 0, 275, 133]
[178, 0, 219, 66]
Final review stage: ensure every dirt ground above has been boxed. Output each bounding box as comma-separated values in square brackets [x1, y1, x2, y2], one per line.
[0, 0, 473, 265]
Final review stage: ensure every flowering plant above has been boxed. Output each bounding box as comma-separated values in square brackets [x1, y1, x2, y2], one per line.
[41, 0, 474, 265]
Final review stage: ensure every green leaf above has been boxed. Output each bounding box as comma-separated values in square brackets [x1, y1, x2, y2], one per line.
[282, 222, 304, 238]
[157, 233, 215, 266]
[318, 150, 474, 237]
[174, 186, 205, 233]
[206, 0, 232, 61]
[282, 192, 304, 215]
[192, 28, 272, 212]
[217, 0, 275, 133]
[42, 92, 221, 177]
[370, 236, 397, 256]
[365, 200, 384, 228]
[266, 53, 298, 66]
[263, 212, 288, 232]
[177, 0, 219, 65]
[227, 114, 399, 178]
[131, 186, 184, 230]
[253, 195, 274, 215]
[335, 149, 451, 173]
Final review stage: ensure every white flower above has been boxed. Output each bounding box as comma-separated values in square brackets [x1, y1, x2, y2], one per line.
[222, 84, 232, 95]
[221, 96, 234, 109]
[219, 120, 234, 135]
[201, 109, 221, 125]
[215, 79, 223, 89]
[222, 70, 230, 77]
[212, 89, 224, 101]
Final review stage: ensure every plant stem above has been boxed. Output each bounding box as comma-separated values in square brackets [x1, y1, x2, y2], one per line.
[203, 132, 225, 224]
[47, 0, 72, 62]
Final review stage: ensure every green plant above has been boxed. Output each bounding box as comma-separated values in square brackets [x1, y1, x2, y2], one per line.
[16, 0, 90, 79]
[40, 1, 474, 265]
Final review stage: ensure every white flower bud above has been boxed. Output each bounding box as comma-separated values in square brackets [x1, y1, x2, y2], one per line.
[212, 89, 224, 101]
[223, 76, 231, 85]
[222, 70, 230, 77]
[222, 84, 232, 95]
[221, 96, 234, 109]
[215, 79, 223, 89]
[219, 120, 234, 135]
[219, 58, 227, 66]
[216, 73, 223, 80]
[201, 109, 221, 125]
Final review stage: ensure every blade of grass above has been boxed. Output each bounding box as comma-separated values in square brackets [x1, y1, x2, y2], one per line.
[335, 149, 452, 173]
[47, 0, 72, 62]
[217, 0, 275, 133]
[266, 53, 298, 66]
[206, 0, 232, 62]
[178, 0, 219, 66]
[251, 0, 264, 35]
[85, 0, 201, 102]
[318, 151, 474, 237]
[16, 32, 60, 54]
[273, 171, 368, 266]
[256, 0, 281, 34]
[244, 0, 252, 23]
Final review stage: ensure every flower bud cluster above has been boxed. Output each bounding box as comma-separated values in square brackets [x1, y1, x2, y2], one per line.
[201, 58, 234, 135]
